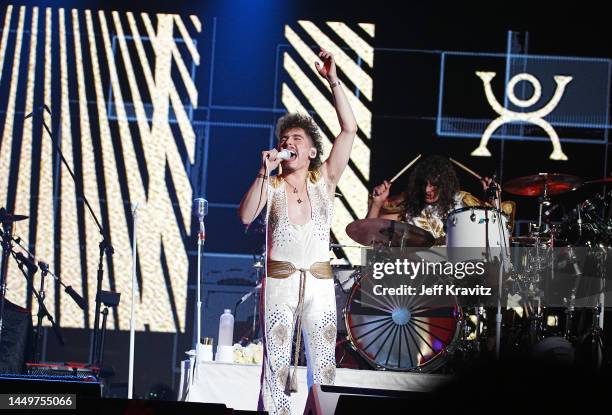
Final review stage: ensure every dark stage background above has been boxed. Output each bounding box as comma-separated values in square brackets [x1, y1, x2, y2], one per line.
[0, 0, 610, 398]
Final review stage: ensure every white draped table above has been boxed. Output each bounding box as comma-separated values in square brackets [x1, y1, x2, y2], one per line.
[183, 359, 449, 413]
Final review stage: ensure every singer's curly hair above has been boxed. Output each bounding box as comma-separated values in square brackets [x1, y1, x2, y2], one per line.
[275, 113, 324, 171]
[402, 155, 460, 219]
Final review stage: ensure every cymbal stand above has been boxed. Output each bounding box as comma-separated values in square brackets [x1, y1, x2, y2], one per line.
[589, 247, 606, 368]
[251, 253, 264, 339]
[530, 177, 552, 344]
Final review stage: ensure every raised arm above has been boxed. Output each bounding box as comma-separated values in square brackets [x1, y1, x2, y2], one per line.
[317, 49, 358, 187]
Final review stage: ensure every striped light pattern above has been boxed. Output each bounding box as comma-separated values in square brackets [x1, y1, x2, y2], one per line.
[282, 21, 374, 264]
[0, 5, 201, 332]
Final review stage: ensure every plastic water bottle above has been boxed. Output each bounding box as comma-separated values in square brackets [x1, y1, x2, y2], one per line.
[218, 309, 234, 347]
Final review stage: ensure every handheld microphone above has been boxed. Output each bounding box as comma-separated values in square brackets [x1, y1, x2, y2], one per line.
[277, 149, 296, 160]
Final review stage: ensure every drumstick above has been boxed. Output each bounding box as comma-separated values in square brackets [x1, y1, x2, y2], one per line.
[389, 154, 422, 183]
[449, 157, 482, 181]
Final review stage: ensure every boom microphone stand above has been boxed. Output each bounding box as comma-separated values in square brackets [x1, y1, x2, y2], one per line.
[25, 105, 114, 365]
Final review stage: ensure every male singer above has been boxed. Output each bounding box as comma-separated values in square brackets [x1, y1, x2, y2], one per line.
[239, 49, 357, 415]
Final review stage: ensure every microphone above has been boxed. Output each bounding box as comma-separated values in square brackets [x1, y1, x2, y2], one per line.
[65, 285, 88, 310]
[15, 252, 38, 275]
[193, 198, 208, 240]
[544, 203, 560, 217]
[277, 149, 296, 160]
[193, 198, 208, 221]
[235, 282, 262, 307]
[486, 172, 498, 201]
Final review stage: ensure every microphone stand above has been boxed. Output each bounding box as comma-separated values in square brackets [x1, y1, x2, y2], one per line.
[34, 256, 46, 362]
[193, 199, 208, 347]
[485, 177, 504, 359]
[25, 105, 113, 365]
[0, 216, 13, 347]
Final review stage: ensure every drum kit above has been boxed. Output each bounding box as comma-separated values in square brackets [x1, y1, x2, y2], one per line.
[336, 172, 610, 372]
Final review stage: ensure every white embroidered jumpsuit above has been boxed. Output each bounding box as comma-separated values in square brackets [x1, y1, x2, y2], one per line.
[259, 171, 337, 415]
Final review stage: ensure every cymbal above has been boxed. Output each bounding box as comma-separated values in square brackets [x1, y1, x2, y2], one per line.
[510, 235, 568, 246]
[585, 178, 612, 185]
[346, 218, 434, 247]
[504, 173, 582, 197]
[0, 211, 28, 224]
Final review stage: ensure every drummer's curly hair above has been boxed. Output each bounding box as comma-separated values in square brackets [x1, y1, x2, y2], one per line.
[275, 113, 324, 171]
[403, 155, 460, 219]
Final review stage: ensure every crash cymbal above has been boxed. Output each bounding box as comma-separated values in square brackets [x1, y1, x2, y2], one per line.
[346, 218, 434, 247]
[0, 211, 28, 224]
[585, 178, 612, 185]
[504, 173, 582, 197]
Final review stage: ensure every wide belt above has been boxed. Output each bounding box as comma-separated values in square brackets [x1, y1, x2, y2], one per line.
[266, 260, 332, 393]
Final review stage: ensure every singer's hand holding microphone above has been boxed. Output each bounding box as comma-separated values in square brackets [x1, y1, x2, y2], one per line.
[261, 148, 295, 171]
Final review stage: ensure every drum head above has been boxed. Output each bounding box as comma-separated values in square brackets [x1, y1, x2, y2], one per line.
[344, 273, 461, 372]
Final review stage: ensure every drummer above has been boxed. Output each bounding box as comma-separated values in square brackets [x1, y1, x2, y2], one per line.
[366, 155, 511, 244]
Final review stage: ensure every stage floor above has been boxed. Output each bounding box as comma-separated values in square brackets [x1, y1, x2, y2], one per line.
[183, 359, 449, 412]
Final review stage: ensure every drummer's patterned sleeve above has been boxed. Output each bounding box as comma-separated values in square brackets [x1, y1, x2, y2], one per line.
[413, 210, 445, 239]
[500, 200, 517, 233]
[380, 193, 406, 216]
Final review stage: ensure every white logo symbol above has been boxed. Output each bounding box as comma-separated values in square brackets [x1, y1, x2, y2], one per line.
[472, 71, 573, 161]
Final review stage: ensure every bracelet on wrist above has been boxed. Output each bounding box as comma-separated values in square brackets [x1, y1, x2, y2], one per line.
[330, 80, 341, 89]
[256, 174, 268, 180]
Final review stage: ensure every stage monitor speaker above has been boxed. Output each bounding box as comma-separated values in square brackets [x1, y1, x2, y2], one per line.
[76, 398, 232, 414]
[0, 300, 32, 374]
[303, 384, 429, 414]
[0, 374, 102, 398]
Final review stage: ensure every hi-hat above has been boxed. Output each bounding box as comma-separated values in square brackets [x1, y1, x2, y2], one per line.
[346, 218, 434, 247]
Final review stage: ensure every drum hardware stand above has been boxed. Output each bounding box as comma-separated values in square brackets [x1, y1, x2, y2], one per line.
[234, 252, 264, 341]
[563, 246, 582, 341]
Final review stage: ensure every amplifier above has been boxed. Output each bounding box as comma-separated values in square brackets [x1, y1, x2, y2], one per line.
[26, 362, 99, 380]
[0, 374, 102, 398]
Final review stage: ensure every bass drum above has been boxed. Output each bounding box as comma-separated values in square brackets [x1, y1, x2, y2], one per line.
[344, 269, 461, 372]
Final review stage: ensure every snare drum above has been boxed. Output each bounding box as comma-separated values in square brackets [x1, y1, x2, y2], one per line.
[446, 207, 510, 262]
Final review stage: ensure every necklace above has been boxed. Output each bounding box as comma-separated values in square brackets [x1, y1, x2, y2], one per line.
[284, 177, 307, 204]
